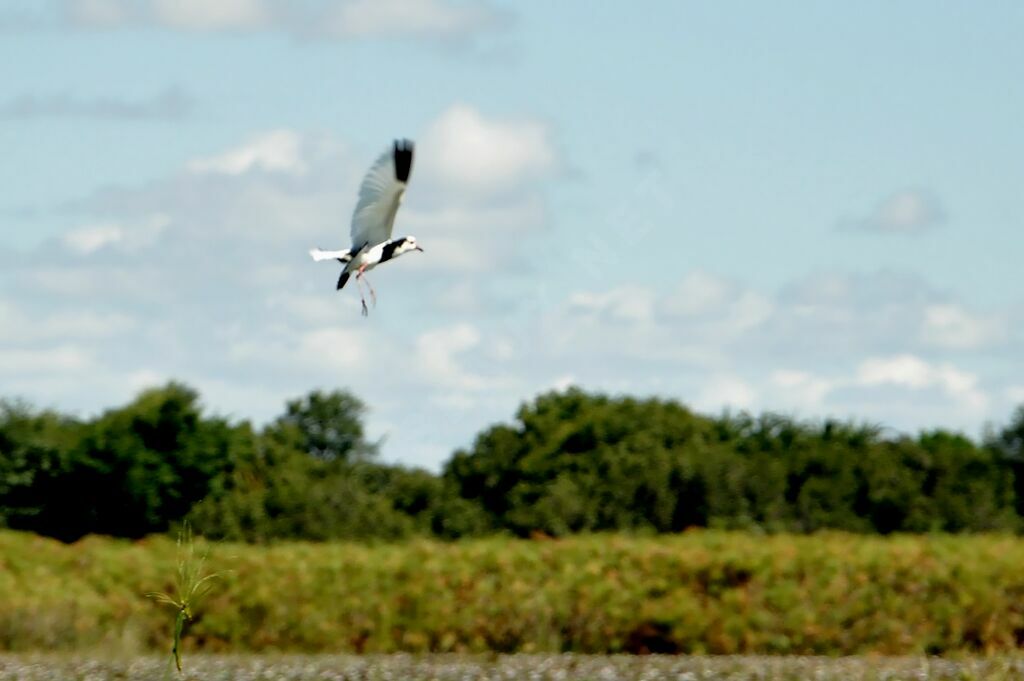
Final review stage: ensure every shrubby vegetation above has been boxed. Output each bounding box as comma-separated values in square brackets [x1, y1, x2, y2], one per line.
[2, 383, 1024, 541]
[5, 531, 1024, 655]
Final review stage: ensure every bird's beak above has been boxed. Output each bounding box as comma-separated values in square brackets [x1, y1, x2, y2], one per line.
[415, 246, 424, 252]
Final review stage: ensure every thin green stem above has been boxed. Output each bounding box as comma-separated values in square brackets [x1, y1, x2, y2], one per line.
[172, 607, 187, 673]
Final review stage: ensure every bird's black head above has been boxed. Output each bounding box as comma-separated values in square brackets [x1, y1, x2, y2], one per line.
[380, 236, 425, 263]
[395, 236, 424, 254]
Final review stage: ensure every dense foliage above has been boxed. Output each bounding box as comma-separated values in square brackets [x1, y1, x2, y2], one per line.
[2, 384, 1024, 541]
[5, 531, 1024, 655]
[447, 391, 1020, 535]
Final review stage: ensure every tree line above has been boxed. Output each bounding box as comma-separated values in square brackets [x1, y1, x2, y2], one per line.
[2, 382, 1024, 542]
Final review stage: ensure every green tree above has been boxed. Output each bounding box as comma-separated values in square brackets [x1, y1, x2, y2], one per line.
[268, 389, 376, 462]
[986, 405, 1024, 518]
[189, 435, 418, 542]
[53, 383, 237, 540]
[446, 390, 1021, 536]
[0, 400, 80, 531]
[445, 388, 718, 536]
[916, 429, 1017, 531]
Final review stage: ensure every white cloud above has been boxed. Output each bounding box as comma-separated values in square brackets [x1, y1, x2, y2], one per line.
[415, 322, 486, 391]
[761, 270, 943, 361]
[60, 0, 504, 42]
[843, 189, 944, 234]
[856, 354, 987, 411]
[771, 370, 835, 409]
[150, 0, 269, 30]
[858, 354, 934, 390]
[187, 129, 307, 176]
[264, 292, 346, 326]
[921, 303, 1006, 350]
[550, 375, 576, 392]
[568, 285, 655, 323]
[322, 0, 501, 39]
[297, 328, 366, 371]
[0, 345, 93, 374]
[0, 86, 192, 120]
[62, 214, 169, 254]
[487, 337, 516, 362]
[411, 323, 522, 417]
[401, 196, 546, 271]
[756, 358, 991, 430]
[0, 301, 135, 343]
[663, 270, 732, 316]
[227, 326, 369, 376]
[420, 104, 555, 198]
[727, 292, 776, 333]
[522, 270, 1013, 435]
[661, 270, 774, 342]
[376, 103, 558, 273]
[63, 223, 122, 254]
[66, 0, 272, 29]
[67, 0, 133, 26]
[432, 280, 487, 313]
[696, 375, 757, 412]
[20, 264, 165, 301]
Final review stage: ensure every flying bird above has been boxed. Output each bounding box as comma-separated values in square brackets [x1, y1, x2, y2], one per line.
[310, 139, 423, 315]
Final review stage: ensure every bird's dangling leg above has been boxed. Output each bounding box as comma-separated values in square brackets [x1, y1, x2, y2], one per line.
[353, 271, 368, 316]
[363, 276, 377, 307]
[355, 265, 371, 316]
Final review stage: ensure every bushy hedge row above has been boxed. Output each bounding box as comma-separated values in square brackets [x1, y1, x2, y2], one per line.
[2, 384, 1024, 541]
[4, 531, 1024, 655]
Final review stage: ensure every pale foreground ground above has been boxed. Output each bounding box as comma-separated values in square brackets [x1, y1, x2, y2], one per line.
[3, 655, 1024, 681]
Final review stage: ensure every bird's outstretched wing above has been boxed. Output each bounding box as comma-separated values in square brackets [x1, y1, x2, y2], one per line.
[349, 139, 414, 253]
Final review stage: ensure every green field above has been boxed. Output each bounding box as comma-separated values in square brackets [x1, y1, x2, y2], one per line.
[3, 530, 1024, 656]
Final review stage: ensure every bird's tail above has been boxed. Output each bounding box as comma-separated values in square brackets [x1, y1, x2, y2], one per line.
[309, 247, 353, 263]
[310, 248, 354, 290]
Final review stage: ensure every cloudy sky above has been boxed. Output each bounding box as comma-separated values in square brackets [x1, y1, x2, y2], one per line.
[2, 1, 1023, 469]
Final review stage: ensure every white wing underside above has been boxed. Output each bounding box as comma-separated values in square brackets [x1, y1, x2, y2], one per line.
[350, 148, 406, 252]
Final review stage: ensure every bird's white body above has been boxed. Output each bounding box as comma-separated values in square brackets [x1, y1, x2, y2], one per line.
[309, 236, 422, 277]
[309, 139, 421, 315]
[347, 243, 386, 275]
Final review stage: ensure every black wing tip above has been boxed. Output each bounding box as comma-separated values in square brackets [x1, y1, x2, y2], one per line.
[393, 138, 414, 183]
[336, 271, 350, 291]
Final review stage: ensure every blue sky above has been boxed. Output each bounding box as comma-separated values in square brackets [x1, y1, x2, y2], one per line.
[2, 1, 1023, 469]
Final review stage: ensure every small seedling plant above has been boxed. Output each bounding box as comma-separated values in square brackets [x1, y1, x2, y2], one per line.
[147, 523, 226, 674]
